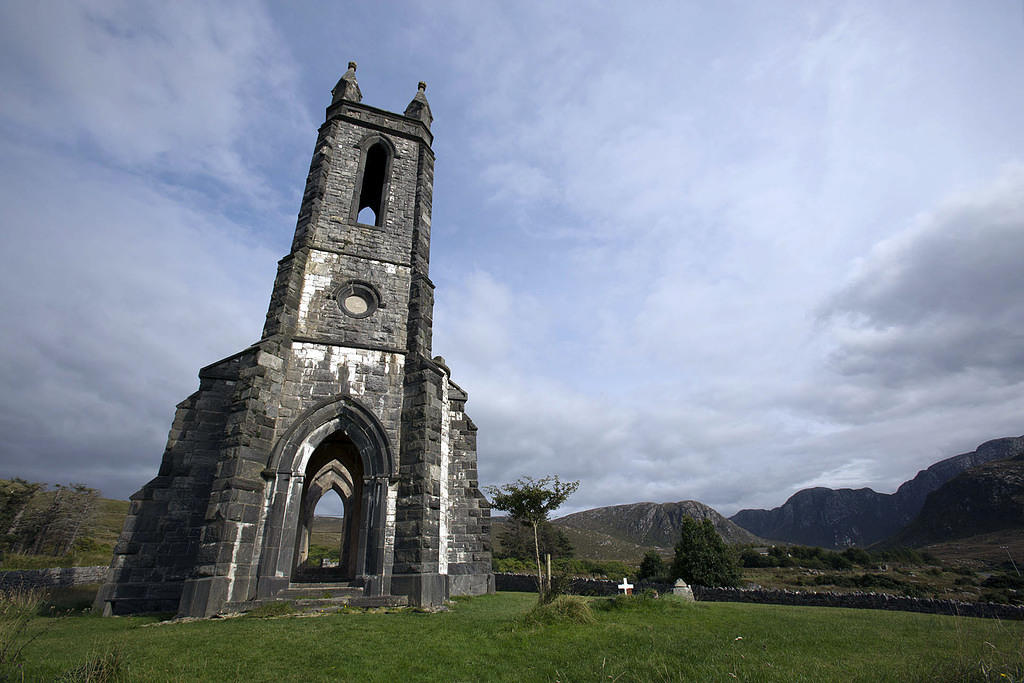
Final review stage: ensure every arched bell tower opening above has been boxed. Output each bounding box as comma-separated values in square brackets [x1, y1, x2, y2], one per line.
[294, 432, 365, 582]
[351, 136, 394, 227]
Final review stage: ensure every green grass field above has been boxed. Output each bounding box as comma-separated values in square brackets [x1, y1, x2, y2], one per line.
[11, 591, 1024, 681]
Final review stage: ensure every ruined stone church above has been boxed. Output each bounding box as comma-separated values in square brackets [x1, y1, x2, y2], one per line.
[96, 64, 493, 617]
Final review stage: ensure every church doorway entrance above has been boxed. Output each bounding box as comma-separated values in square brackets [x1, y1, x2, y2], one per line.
[294, 431, 364, 582]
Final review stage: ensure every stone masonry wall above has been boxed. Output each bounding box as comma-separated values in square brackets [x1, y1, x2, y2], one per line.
[445, 382, 492, 594]
[1, 566, 107, 590]
[99, 349, 251, 614]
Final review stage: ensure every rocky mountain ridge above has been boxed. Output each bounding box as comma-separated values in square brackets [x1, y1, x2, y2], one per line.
[555, 500, 761, 547]
[729, 436, 1024, 548]
[883, 451, 1024, 549]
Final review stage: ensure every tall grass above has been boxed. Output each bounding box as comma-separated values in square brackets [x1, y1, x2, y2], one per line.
[0, 587, 48, 679]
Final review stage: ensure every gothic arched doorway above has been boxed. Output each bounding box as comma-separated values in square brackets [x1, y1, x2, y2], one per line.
[294, 432, 364, 582]
[255, 395, 396, 601]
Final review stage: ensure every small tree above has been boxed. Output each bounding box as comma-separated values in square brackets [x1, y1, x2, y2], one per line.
[486, 475, 579, 601]
[671, 517, 741, 587]
[637, 550, 667, 581]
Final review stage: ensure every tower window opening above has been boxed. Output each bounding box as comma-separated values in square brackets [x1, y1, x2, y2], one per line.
[357, 142, 388, 226]
[357, 206, 376, 225]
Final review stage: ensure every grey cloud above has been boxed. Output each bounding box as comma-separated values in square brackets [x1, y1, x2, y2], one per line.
[0, 145, 278, 498]
[821, 165, 1024, 384]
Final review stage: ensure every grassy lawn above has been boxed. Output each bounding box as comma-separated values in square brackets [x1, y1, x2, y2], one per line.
[9, 591, 1024, 681]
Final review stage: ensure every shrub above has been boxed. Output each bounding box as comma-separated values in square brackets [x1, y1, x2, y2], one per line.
[638, 551, 667, 580]
[980, 590, 1023, 606]
[557, 558, 633, 579]
[822, 553, 853, 571]
[492, 557, 533, 574]
[518, 595, 594, 627]
[981, 574, 1024, 591]
[739, 548, 765, 568]
[841, 547, 872, 566]
[539, 573, 573, 605]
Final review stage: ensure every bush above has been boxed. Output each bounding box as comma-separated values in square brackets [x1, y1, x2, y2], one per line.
[980, 590, 1023, 606]
[841, 547, 872, 566]
[518, 595, 594, 627]
[539, 573, 573, 605]
[739, 548, 773, 568]
[555, 558, 633, 579]
[811, 573, 926, 597]
[637, 551, 666, 580]
[981, 574, 1024, 591]
[492, 557, 533, 574]
[822, 553, 853, 571]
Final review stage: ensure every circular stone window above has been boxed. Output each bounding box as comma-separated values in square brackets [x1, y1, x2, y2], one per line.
[336, 282, 379, 318]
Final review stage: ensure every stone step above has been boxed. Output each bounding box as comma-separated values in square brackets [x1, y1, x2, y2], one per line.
[278, 582, 363, 600]
[291, 595, 409, 609]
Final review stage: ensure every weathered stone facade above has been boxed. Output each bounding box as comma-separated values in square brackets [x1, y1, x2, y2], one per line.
[95, 65, 493, 617]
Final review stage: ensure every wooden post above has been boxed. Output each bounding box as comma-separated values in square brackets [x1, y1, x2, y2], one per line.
[546, 553, 552, 593]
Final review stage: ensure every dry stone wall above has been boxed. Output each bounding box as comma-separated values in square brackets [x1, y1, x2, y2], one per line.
[0, 566, 107, 590]
[493, 573, 1024, 620]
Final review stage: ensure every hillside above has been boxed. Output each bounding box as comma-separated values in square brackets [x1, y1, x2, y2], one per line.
[883, 452, 1024, 549]
[555, 500, 761, 547]
[492, 516, 664, 562]
[0, 486, 129, 569]
[730, 436, 1024, 548]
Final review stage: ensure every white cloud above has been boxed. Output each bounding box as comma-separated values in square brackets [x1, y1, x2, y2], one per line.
[0, 0, 310, 205]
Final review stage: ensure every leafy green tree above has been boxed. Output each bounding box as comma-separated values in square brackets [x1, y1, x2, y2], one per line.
[497, 521, 573, 561]
[671, 517, 741, 587]
[486, 475, 579, 600]
[637, 550, 667, 581]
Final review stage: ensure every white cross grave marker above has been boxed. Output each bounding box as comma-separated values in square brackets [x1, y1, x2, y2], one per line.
[618, 577, 634, 595]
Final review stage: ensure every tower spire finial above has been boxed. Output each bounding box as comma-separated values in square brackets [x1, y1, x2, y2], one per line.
[331, 60, 362, 105]
[405, 80, 432, 128]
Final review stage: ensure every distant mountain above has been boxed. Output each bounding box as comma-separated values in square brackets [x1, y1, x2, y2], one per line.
[730, 436, 1024, 549]
[883, 451, 1024, 549]
[555, 500, 762, 547]
[491, 516, 664, 562]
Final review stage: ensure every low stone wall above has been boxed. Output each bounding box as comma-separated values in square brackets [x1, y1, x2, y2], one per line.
[493, 573, 1024, 620]
[495, 573, 628, 596]
[693, 586, 1024, 621]
[0, 566, 107, 590]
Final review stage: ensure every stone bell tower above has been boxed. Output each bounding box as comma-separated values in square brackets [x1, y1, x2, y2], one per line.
[95, 63, 493, 617]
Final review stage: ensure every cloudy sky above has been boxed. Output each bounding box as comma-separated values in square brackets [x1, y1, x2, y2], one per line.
[1, 1, 1023, 517]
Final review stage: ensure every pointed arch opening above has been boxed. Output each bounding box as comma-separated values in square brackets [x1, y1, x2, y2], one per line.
[351, 136, 394, 227]
[294, 431, 365, 582]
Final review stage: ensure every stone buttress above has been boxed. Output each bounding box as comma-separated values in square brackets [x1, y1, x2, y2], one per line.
[95, 65, 493, 617]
